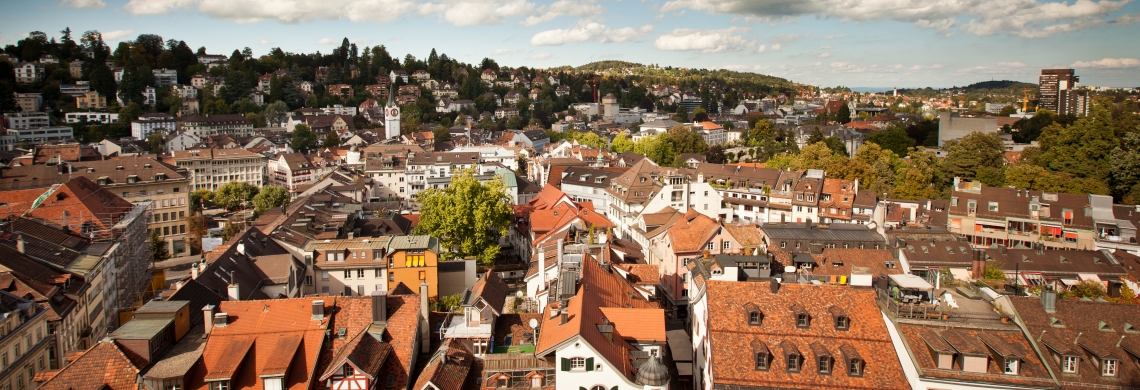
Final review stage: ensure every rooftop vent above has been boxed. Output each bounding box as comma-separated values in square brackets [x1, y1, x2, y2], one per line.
[214, 312, 229, 327]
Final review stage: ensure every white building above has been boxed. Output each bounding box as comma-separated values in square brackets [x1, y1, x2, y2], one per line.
[65, 112, 119, 124]
[172, 148, 267, 190]
[131, 113, 176, 140]
[152, 68, 177, 87]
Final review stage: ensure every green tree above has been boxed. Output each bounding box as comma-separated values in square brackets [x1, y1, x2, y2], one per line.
[291, 124, 318, 154]
[214, 181, 260, 210]
[147, 131, 164, 154]
[982, 262, 1005, 280]
[190, 189, 214, 212]
[414, 167, 512, 265]
[262, 101, 288, 127]
[148, 229, 171, 262]
[1032, 102, 1118, 182]
[324, 131, 341, 147]
[1111, 132, 1140, 203]
[807, 128, 825, 145]
[865, 124, 916, 157]
[893, 147, 941, 199]
[823, 136, 849, 157]
[252, 186, 290, 214]
[673, 105, 689, 123]
[705, 144, 726, 164]
[221, 220, 244, 242]
[998, 105, 1017, 116]
[610, 133, 635, 153]
[942, 132, 1005, 182]
[836, 104, 851, 124]
[692, 107, 709, 122]
[1064, 280, 1107, 300]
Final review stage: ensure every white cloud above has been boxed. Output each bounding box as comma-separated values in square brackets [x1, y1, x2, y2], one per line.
[659, 0, 1129, 38]
[956, 62, 1036, 74]
[317, 38, 339, 45]
[125, 0, 418, 23]
[1110, 13, 1140, 24]
[771, 43, 781, 51]
[419, 0, 534, 26]
[62, 0, 106, 8]
[493, 48, 525, 55]
[1072, 57, 1140, 68]
[521, 0, 605, 26]
[757, 44, 767, 52]
[654, 27, 756, 53]
[823, 34, 845, 39]
[528, 52, 552, 60]
[818, 52, 831, 58]
[531, 21, 653, 45]
[258, 40, 274, 45]
[101, 29, 135, 41]
[998, 61, 1026, 67]
[820, 45, 831, 49]
[771, 33, 811, 43]
[909, 64, 944, 71]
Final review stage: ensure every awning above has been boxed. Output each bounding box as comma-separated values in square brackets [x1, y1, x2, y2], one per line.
[1060, 278, 1079, 286]
[1064, 232, 1078, 239]
[889, 274, 934, 291]
[1077, 274, 1102, 283]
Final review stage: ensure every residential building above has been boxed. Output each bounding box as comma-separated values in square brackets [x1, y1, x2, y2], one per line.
[68, 60, 82, 78]
[13, 93, 42, 112]
[948, 179, 1098, 250]
[5, 112, 50, 129]
[305, 237, 393, 297]
[405, 151, 489, 199]
[1095, 203, 1140, 255]
[0, 255, 91, 368]
[175, 114, 254, 138]
[0, 156, 192, 255]
[131, 113, 176, 140]
[439, 271, 509, 355]
[1038, 68, 1079, 113]
[151, 68, 177, 87]
[695, 280, 909, 390]
[59, 82, 90, 97]
[937, 112, 998, 147]
[387, 235, 444, 298]
[413, 339, 478, 390]
[14, 62, 44, 83]
[171, 148, 266, 190]
[64, 112, 118, 124]
[758, 222, 886, 255]
[268, 153, 334, 194]
[972, 246, 1127, 289]
[390, 69, 409, 83]
[35, 340, 141, 390]
[362, 145, 420, 200]
[3, 127, 75, 148]
[171, 84, 197, 99]
[75, 90, 108, 109]
[0, 291, 52, 390]
[559, 167, 614, 213]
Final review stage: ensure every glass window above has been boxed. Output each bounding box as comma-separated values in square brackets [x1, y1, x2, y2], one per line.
[1004, 358, 1019, 375]
[848, 359, 863, 376]
[755, 353, 768, 370]
[1062, 356, 1078, 373]
[1103, 359, 1117, 376]
[570, 357, 586, 370]
[818, 357, 831, 374]
[786, 354, 800, 372]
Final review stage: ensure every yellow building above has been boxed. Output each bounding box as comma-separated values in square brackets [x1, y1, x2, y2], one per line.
[386, 236, 442, 298]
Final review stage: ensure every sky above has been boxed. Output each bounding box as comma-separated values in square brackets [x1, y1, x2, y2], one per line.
[3, 0, 1139, 88]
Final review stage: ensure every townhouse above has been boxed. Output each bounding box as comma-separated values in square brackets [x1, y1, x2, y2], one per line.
[132, 113, 176, 140]
[267, 153, 335, 194]
[175, 114, 254, 138]
[0, 292, 52, 390]
[949, 179, 1102, 250]
[0, 252, 91, 368]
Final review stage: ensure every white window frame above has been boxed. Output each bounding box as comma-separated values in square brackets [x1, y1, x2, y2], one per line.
[1103, 359, 1118, 377]
[1062, 355, 1078, 373]
[570, 357, 586, 371]
[1003, 358, 1018, 375]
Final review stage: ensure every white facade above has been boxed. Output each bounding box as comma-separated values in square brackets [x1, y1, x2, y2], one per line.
[65, 112, 119, 124]
[132, 115, 177, 140]
[153, 68, 178, 87]
[384, 103, 401, 139]
[553, 337, 668, 390]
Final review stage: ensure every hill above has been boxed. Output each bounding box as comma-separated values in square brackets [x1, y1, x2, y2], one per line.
[556, 61, 797, 94]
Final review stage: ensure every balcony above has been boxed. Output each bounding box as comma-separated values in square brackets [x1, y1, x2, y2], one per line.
[440, 313, 492, 339]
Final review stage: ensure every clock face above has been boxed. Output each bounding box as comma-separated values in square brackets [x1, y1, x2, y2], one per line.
[389, 108, 399, 117]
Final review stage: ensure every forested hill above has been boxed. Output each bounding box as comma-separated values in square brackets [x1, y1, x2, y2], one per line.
[551, 61, 797, 93]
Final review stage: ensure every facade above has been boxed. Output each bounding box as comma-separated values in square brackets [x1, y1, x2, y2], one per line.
[152, 68, 177, 88]
[948, 179, 1098, 250]
[937, 112, 998, 147]
[559, 167, 614, 213]
[13, 93, 42, 113]
[74, 91, 108, 109]
[268, 153, 333, 194]
[5, 112, 50, 129]
[131, 113, 177, 140]
[1038, 68, 1078, 113]
[171, 148, 266, 190]
[64, 112, 118, 124]
[14, 62, 45, 84]
[0, 292, 52, 390]
[175, 114, 254, 138]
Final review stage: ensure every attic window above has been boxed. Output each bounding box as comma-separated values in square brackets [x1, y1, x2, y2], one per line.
[836, 316, 850, 330]
[848, 358, 864, 377]
[1099, 321, 1113, 332]
[796, 314, 811, 328]
[1049, 316, 1064, 328]
[115, 166, 123, 170]
[1125, 323, 1138, 334]
[749, 311, 763, 326]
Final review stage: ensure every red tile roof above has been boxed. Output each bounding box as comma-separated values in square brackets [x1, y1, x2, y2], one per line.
[38, 341, 141, 390]
[667, 209, 720, 254]
[0, 176, 136, 236]
[412, 339, 474, 390]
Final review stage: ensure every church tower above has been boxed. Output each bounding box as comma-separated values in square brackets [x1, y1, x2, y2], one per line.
[384, 90, 401, 139]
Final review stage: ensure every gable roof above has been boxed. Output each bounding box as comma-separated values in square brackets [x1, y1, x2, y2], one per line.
[468, 270, 508, 315]
[666, 209, 720, 253]
[411, 339, 474, 390]
[38, 341, 141, 390]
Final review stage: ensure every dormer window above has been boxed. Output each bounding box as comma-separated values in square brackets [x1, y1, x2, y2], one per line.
[786, 354, 801, 372]
[797, 314, 810, 328]
[749, 311, 763, 326]
[836, 316, 849, 330]
[755, 352, 769, 370]
[818, 356, 832, 374]
[1103, 359, 1118, 376]
[1062, 355, 1078, 373]
[1003, 358, 1019, 375]
[988, 201, 999, 212]
[848, 358, 864, 377]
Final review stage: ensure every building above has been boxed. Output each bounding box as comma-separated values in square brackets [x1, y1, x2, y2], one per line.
[937, 112, 998, 147]
[3, 127, 75, 148]
[1038, 69, 1080, 114]
[14, 62, 45, 84]
[64, 112, 118, 124]
[75, 91, 108, 110]
[268, 153, 333, 194]
[0, 291, 53, 390]
[152, 68, 178, 88]
[13, 93, 42, 113]
[5, 112, 50, 129]
[387, 235, 445, 298]
[948, 179, 1099, 250]
[175, 114, 254, 138]
[439, 271, 509, 355]
[131, 113, 177, 140]
[559, 167, 615, 213]
[758, 222, 886, 255]
[695, 280, 909, 390]
[171, 148, 266, 190]
[59, 82, 91, 97]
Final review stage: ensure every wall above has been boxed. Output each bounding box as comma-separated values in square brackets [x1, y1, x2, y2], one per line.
[388, 249, 439, 298]
[555, 336, 647, 390]
[938, 113, 998, 147]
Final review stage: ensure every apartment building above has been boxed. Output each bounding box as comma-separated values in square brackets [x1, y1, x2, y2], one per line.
[948, 179, 1098, 250]
[152, 68, 177, 88]
[5, 112, 50, 129]
[305, 237, 393, 296]
[174, 114, 253, 138]
[405, 151, 491, 199]
[131, 113, 176, 140]
[13, 93, 42, 113]
[64, 112, 118, 124]
[268, 153, 335, 195]
[0, 292, 52, 390]
[363, 145, 419, 200]
[75, 91, 108, 110]
[13, 62, 44, 84]
[172, 148, 266, 190]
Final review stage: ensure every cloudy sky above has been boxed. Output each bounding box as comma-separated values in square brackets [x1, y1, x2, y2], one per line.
[4, 0, 1139, 88]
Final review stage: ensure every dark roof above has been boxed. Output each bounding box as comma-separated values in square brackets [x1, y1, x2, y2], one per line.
[560, 166, 614, 189]
[467, 271, 508, 315]
[1011, 296, 1140, 387]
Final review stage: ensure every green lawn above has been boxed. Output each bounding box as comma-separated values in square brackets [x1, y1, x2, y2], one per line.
[493, 345, 536, 354]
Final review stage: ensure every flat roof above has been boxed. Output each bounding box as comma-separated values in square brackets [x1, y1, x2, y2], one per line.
[111, 318, 173, 340]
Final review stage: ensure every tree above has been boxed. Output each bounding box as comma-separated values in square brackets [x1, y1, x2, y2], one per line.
[221, 220, 244, 242]
[942, 131, 1005, 182]
[705, 144, 726, 164]
[324, 131, 341, 147]
[692, 107, 709, 122]
[1111, 132, 1140, 203]
[414, 167, 512, 266]
[998, 105, 1017, 116]
[147, 131, 164, 154]
[190, 189, 213, 212]
[610, 133, 635, 153]
[1031, 102, 1118, 182]
[262, 101, 288, 127]
[252, 186, 290, 214]
[214, 181, 260, 210]
[1064, 280, 1107, 300]
[807, 128, 825, 145]
[673, 105, 689, 123]
[836, 104, 851, 124]
[291, 124, 318, 154]
[186, 212, 206, 253]
[982, 262, 1005, 280]
[148, 229, 171, 262]
[865, 124, 916, 157]
[823, 136, 849, 157]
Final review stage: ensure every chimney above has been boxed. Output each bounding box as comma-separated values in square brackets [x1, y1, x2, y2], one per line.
[191, 264, 199, 279]
[203, 304, 216, 334]
[1041, 289, 1057, 313]
[312, 300, 325, 320]
[556, 238, 564, 267]
[237, 243, 245, 255]
[16, 235, 25, 254]
[371, 290, 388, 324]
[769, 279, 780, 295]
[419, 282, 430, 353]
[227, 283, 240, 301]
[213, 312, 228, 327]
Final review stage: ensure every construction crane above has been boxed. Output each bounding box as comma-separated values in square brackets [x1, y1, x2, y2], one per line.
[1021, 88, 1033, 112]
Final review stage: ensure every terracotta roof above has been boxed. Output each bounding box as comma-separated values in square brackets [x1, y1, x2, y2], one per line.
[0, 176, 137, 236]
[1010, 296, 1140, 387]
[38, 341, 141, 390]
[812, 248, 901, 277]
[411, 339, 474, 390]
[599, 307, 665, 343]
[667, 209, 720, 254]
[469, 270, 509, 315]
[615, 264, 659, 286]
[723, 223, 762, 251]
[705, 281, 909, 389]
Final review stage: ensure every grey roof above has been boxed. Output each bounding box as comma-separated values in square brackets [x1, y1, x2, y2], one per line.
[561, 166, 614, 189]
[387, 235, 439, 252]
[110, 318, 173, 340]
[760, 222, 885, 242]
[142, 326, 207, 380]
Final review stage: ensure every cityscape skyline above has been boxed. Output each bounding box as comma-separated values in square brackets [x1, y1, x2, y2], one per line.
[3, 0, 1139, 88]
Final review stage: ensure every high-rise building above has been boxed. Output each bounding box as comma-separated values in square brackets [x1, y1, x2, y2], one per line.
[1038, 68, 1088, 116]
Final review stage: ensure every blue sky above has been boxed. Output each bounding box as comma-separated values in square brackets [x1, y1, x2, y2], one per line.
[4, 0, 1139, 88]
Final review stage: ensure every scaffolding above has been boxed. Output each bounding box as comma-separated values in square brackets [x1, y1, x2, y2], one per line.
[482, 352, 556, 389]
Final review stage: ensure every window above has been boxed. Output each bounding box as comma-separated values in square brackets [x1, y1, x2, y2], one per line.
[1103, 359, 1118, 376]
[357, 269, 364, 278]
[707, 242, 715, 251]
[321, 271, 329, 280]
[723, 241, 732, 250]
[835, 316, 849, 330]
[1004, 358, 1019, 375]
[305, 276, 312, 286]
[848, 359, 863, 377]
[749, 312, 762, 326]
[209, 382, 229, 390]
[375, 269, 383, 278]
[786, 354, 801, 372]
[988, 201, 999, 212]
[755, 352, 769, 370]
[1062, 356, 1078, 373]
[344, 270, 352, 279]
[570, 357, 586, 370]
[780, 242, 786, 249]
[818, 357, 831, 374]
[419, 270, 426, 280]
[389, 273, 395, 282]
[797, 314, 810, 328]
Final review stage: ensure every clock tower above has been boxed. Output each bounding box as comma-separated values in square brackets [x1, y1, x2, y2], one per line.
[384, 91, 401, 139]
